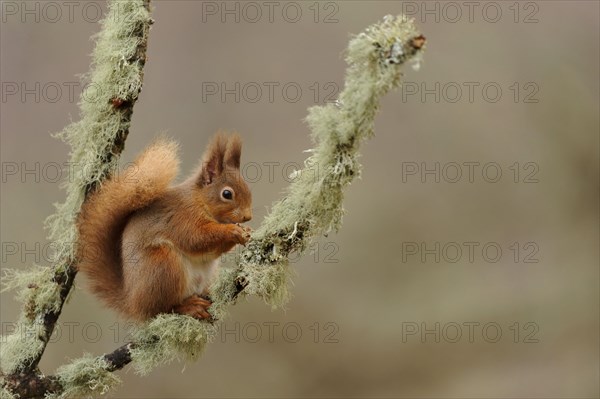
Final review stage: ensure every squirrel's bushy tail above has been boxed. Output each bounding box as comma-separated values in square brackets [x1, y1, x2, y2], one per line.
[77, 138, 179, 310]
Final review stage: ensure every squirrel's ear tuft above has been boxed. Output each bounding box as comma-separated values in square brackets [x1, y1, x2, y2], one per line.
[224, 133, 242, 170]
[199, 132, 227, 186]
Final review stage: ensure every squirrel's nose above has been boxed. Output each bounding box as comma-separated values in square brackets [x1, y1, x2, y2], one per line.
[242, 210, 252, 222]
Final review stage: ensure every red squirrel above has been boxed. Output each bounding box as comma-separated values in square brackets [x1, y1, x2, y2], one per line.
[76, 133, 252, 321]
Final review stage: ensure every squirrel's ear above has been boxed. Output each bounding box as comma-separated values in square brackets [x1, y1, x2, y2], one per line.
[198, 133, 227, 186]
[224, 134, 242, 170]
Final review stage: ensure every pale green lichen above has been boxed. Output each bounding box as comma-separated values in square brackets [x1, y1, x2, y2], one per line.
[241, 260, 294, 308]
[208, 266, 241, 319]
[1, 266, 62, 317]
[52, 355, 121, 398]
[46, 0, 151, 269]
[0, 318, 46, 374]
[130, 314, 217, 375]
[1, 0, 152, 393]
[0, 386, 16, 399]
[224, 15, 424, 310]
[0, 267, 61, 373]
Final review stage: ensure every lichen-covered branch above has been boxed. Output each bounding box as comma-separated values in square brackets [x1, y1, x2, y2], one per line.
[0, 11, 424, 399]
[224, 18, 425, 310]
[1, 0, 152, 397]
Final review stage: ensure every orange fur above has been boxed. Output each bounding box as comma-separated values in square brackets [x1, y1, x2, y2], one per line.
[76, 134, 252, 322]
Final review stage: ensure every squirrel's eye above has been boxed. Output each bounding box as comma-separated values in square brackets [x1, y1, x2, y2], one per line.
[221, 188, 233, 200]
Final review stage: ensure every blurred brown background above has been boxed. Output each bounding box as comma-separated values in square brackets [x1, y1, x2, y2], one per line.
[1, 1, 598, 398]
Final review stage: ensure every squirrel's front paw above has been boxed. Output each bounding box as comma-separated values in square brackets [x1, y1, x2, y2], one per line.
[231, 223, 252, 245]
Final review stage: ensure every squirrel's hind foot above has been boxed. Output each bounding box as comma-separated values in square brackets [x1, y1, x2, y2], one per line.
[173, 294, 213, 321]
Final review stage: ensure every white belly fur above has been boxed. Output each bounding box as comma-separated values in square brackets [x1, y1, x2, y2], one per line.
[180, 251, 220, 297]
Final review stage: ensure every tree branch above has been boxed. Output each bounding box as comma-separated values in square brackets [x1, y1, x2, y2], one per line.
[3, 373, 61, 399]
[1, 0, 152, 397]
[0, 9, 424, 399]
